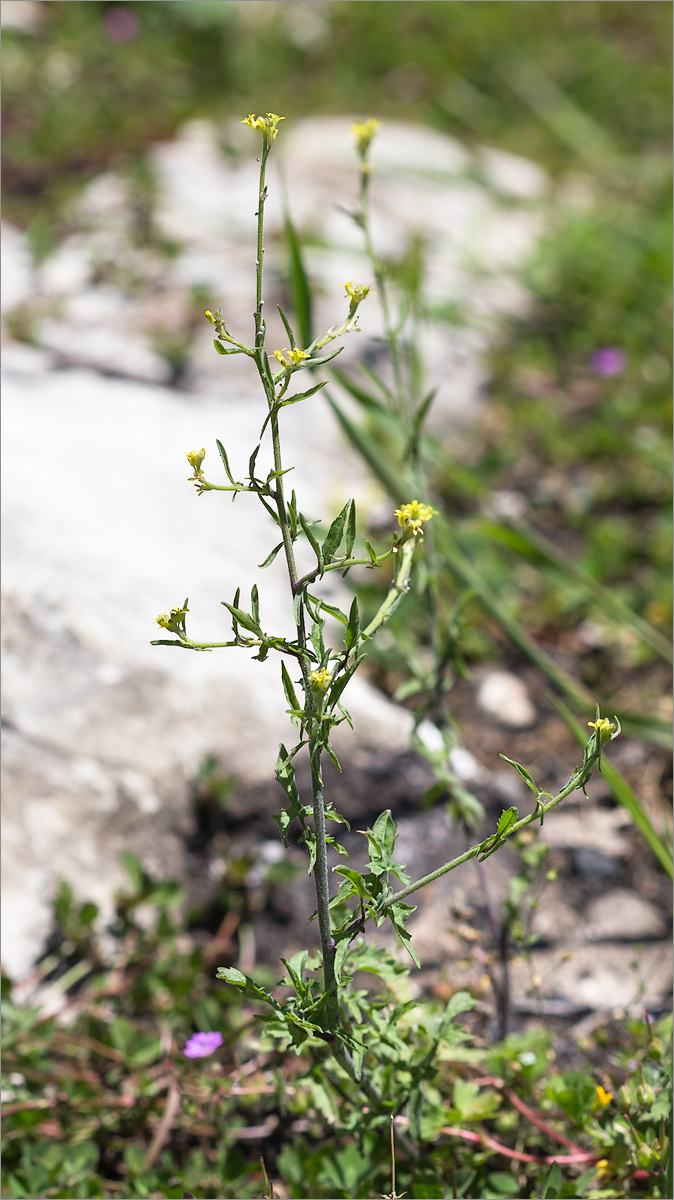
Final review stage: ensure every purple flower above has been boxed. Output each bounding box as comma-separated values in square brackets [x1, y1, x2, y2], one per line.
[183, 1031, 223, 1059]
[102, 6, 140, 43]
[589, 347, 626, 378]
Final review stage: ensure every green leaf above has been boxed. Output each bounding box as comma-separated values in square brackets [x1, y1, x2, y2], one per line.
[444, 990, 479, 1023]
[322, 500, 351, 562]
[345, 595, 360, 652]
[541, 1161, 563, 1199]
[371, 809, 397, 860]
[316, 597, 349, 626]
[215, 966, 280, 1008]
[213, 338, 243, 355]
[299, 512, 323, 571]
[325, 741, 342, 772]
[345, 497, 356, 558]
[216, 438, 236, 484]
[259, 381, 328, 437]
[281, 661, 301, 715]
[250, 584, 260, 626]
[388, 901, 421, 967]
[334, 866, 368, 897]
[365, 539, 378, 565]
[277, 303, 297, 349]
[221, 601, 262, 636]
[500, 754, 539, 795]
[258, 541, 284, 569]
[248, 443, 260, 481]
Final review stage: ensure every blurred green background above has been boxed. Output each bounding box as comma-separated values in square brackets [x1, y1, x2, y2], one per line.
[2, 0, 672, 226]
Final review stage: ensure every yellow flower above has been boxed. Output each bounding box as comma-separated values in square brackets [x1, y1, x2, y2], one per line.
[352, 118, 379, 155]
[241, 112, 285, 142]
[588, 717, 617, 744]
[344, 281, 371, 307]
[595, 1160, 611, 1181]
[308, 668, 332, 693]
[185, 448, 206, 474]
[593, 1085, 613, 1110]
[394, 500, 438, 538]
[274, 347, 310, 369]
[154, 604, 189, 637]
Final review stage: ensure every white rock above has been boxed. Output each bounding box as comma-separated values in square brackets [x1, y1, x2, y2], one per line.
[477, 670, 536, 727]
[1, 224, 33, 312]
[478, 146, 548, 200]
[585, 889, 667, 942]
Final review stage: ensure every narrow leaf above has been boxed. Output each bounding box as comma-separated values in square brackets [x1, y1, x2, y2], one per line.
[277, 303, 297, 349]
[500, 754, 539, 796]
[345, 498, 356, 558]
[281, 661, 301, 714]
[216, 438, 236, 484]
[259, 541, 284, 569]
[299, 513, 324, 571]
[322, 501, 350, 562]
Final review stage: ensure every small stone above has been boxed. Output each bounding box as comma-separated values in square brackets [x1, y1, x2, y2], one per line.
[477, 671, 536, 728]
[585, 889, 668, 942]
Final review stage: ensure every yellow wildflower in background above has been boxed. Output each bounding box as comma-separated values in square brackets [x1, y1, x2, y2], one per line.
[395, 500, 438, 538]
[352, 118, 379, 155]
[274, 347, 310, 369]
[593, 1085, 613, 1109]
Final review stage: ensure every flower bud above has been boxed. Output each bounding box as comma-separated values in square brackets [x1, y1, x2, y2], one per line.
[647, 1038, 663, 1061]
[636, 1145, 654, 1170]
[636, 1083, 655, 1108]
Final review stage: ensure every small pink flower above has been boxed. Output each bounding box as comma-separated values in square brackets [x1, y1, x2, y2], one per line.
[589, 347, 626, 377]
[183, 1031, 223, 1059]
[102, 6, 140, 43]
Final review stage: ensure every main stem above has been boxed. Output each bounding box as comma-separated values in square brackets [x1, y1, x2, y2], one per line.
[253, 136, 337, 1028]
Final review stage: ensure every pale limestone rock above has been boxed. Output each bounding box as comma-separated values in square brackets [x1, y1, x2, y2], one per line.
[477, 670, 537, 728]
[584, 889, 668, 942]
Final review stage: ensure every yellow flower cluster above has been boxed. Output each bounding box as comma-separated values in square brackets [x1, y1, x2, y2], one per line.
[242, 113, 285, 142]
[395, 500, 438, 537]
[154, 604, 189, 635]
[308, 668, 332, 692]
[344, 281, 371, 306]
[185, 448, 205, 474]
[352, 118, 379, 155]
[274, 347, 310, 369]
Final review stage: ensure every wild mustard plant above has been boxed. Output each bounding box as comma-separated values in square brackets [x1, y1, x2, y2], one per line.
[152, 113, 620, 1114]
